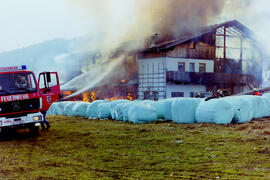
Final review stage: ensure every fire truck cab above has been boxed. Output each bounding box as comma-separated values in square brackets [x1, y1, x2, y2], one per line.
[0, 65, 61, 138]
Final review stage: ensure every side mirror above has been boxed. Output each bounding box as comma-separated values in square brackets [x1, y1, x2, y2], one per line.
[46, 72, 51, 83]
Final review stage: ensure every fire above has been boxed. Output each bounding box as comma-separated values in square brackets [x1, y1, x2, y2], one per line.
[90, 91, 96, 101]
[82, 92, 89, 102]
[62, 90, 135, 102]
[127, 93, 133, 101]
[63, 90, 72, 96]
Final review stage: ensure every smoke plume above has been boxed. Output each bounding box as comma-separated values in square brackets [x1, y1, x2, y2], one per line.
[69, 0, 226, 53]
[62, 0, 228, 97]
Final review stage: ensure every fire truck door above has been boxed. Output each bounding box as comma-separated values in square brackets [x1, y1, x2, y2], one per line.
[38, 72, 61, 111]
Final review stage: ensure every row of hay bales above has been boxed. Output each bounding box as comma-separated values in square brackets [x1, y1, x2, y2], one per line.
[47, 94, 270, 124]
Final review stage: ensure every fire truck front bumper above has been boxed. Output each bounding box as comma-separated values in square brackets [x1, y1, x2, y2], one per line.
[0, 112, 43, 129]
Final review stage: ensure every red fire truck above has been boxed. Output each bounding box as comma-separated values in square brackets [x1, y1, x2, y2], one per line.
[0, 65, 61, 138]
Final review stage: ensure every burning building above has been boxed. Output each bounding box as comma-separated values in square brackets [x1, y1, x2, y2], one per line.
[137, 20, 262, 100]
[63, 20, 262, 101]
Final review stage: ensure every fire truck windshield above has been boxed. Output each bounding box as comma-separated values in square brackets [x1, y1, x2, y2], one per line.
[0, 72, 37, 95]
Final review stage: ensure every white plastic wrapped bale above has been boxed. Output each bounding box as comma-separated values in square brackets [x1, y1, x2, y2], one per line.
[128, 104, 158, 124]
[110, 100, 130, 119]
[63, 102, 78, 116]
[196, 98, 234, 124]
[46, 102, 58, 115]
[54, 101, 74, 115]
[97, 102, 112, 119]
[263, 93, 270, 101]
[223, 96, 253, 123]
[172, 98, 201, 124]
[242, 95, 270, 119]
[70, 101, 91, 117]
[86, 100, 109, 119]
[146, 101, 165, 120]
[115, 102, 134, 122]
[132, 99, 142, 102]
[163, 99, 175, 121]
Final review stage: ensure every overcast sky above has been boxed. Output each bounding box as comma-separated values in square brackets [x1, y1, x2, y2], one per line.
[0, 0, 92, 52]
[0, 0, 270, 53]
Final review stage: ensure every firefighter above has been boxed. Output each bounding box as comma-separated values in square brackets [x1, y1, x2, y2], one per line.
[15, 75, 29, 89]
[205, 91, 219, 101]
[217, 89, 224, 97]
[253, 88, 261, 96]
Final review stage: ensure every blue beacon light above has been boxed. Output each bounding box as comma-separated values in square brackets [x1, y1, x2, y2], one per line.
[21, 65, 27, 70]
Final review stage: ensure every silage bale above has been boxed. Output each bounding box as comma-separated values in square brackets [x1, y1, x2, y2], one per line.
[70, 101, 91, 117]
[97, 102, 112, 119]
[223, 96, 253, 123]
[46, 102, 58, 115]
[54, 101, 73, 115]
[196, 98, 234, 124]
[171, 98, 201, 124]
[163, 98, 176, 121]
[115, 102, 131, 121]
[132, 99, 142, 102]
[263, 93, 270, 101]
[86, 100, 109, 119]
[128, 104, 158, 124]
[146, 101, 165, 120]
[242, 95, 270, 119]
[110, 100, 130, 119]
[63, 102, 78, 116]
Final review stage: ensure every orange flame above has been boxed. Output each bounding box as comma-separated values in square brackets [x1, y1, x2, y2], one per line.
[90, 91, 96, 101]
[82, 92, 89, 102]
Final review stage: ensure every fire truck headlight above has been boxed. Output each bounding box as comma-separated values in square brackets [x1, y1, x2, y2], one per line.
[32, 115, 42, 121]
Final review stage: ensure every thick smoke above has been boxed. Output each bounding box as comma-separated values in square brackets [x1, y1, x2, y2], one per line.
[141, 0, 225, 41]
[219, 0, 270, 85]
[69, 0, 226, 53]
[62, 0, 227, 97]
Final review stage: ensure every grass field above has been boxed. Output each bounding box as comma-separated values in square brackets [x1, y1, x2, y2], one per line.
[1, 116, 270, 179]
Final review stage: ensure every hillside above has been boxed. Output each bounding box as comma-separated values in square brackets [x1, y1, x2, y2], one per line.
[0, 38, 84, 83]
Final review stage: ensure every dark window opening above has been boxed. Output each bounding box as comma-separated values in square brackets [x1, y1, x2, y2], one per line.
[171, 92, 184, 97]
[189, 63, 195, 72]
[153, 91, 159, 101]
[178, 62, 185, 72]
[199, 63, 206, 73]
[144, 91, 150, 100]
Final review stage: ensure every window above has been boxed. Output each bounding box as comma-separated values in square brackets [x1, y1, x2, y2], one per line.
[153, 91, 159, 101]
[39, 73, 58, 89]
[178, 62, 185, 72]
[190, 92, 194, 97]
[171, 92, 184, 97]
[199, 63, 206, 73]
[189, 63, 195, 72]
[0, 72, 37, 95]
[144, 91, 150, 100]
[48, 74, 58, 87]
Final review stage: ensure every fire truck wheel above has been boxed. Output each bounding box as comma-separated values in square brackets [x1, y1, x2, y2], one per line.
[0, 128, 14, 141]
[29, 126, 39, 137]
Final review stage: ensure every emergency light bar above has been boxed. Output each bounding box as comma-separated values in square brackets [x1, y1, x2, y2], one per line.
[0, 65, 27, 71]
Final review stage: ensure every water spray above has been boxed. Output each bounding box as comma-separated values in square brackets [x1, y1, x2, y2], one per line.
[61, 55, 125, 100]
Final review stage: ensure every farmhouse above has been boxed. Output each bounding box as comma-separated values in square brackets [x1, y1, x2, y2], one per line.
[63, 20, 262, 101]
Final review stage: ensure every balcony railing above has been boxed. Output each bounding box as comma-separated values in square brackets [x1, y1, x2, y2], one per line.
[166, 71, 258, 85]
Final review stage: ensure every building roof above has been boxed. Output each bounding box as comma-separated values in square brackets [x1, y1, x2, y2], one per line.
[141, 20, 254, 52]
